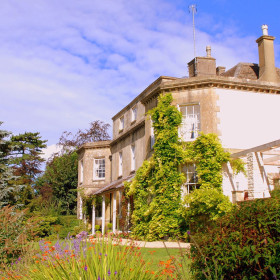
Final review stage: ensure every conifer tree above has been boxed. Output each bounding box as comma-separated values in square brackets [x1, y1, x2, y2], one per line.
[0, 122, 18, 207]
[9, 132, 47, 205]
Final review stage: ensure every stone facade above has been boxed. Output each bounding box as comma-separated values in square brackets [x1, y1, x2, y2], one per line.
[77, 26, 280, 233]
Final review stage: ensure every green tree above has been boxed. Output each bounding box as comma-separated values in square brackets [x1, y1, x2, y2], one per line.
[9, 132, 47, 205]
[36, 152, 78, 214]
[126, 93, 186, 241]
[0, 122, 19, 207]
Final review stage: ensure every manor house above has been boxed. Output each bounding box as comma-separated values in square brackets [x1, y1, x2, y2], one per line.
[77, 25, 280, 234]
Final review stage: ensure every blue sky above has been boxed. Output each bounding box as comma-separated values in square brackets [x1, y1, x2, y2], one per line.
[0, 0, 279, 158]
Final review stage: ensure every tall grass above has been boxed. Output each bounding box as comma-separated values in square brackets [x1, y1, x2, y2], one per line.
[3, 234, 161, 280]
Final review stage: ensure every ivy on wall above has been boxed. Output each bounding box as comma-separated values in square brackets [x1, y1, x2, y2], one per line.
[125, 92, 245, 240]
[184, 133, 245, 228]
[126, 93, 186, 241]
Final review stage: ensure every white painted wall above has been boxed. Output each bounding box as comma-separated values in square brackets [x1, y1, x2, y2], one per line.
[216, 88, 280, 149]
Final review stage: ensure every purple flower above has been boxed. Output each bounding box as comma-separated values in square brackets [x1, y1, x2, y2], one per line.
[115, 271, 117, 275]
[99, 253, 102, 256]
[98, 277, 100, 280]
[187, 230, 191, 235]
[108, 270, 111, 275]
[84, 265, 87, 271]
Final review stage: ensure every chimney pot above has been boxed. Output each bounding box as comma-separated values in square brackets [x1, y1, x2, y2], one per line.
[206, 45, 211, 57]
[262, 24, 268, 36]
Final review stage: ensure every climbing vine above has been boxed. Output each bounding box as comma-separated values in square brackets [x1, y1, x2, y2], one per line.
[125, 93, 245, 240]
[183, 133, 245, 228]
[126, 93, 186, 241]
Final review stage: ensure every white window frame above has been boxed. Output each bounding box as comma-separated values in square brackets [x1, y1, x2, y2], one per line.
[93, 158, 105, 180]
[119, 152, 123, 177]
[119, 116, 124, 131]
[118, 190, 122, 218]
[150, 119, 155, 149]
[179, 103, 200, 141]
[131, 106, 137, 123]
[131, 144, 135, 171]
[182, 164, 199, 203]
[80, 160, 84, 184]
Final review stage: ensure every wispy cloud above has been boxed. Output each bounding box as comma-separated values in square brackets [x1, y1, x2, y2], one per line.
[0, 0, 269, 145]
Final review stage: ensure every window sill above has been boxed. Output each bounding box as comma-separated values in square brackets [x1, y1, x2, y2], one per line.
[119, 129, 123, 133]
[92, 178, 105, 182]
[130, 170, 135, 174]
[131, 120, 136, 125]
[117, 175, 123, 179]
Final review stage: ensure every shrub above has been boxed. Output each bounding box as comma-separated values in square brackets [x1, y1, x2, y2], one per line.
[56, 215, 80, 238]
[190, 196, 280, 279]
[0, 206, 37, 266]
[184, 187, 233, 230]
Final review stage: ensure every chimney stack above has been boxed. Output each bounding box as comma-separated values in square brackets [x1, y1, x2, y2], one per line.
[188, 45, 216, 77]
[256, 25, 280, 83]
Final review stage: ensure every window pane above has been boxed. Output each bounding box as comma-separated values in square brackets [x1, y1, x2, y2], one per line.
[182, 164, 199, 196]
[180, 106, 186, 116]
[93, 158, 105, 179]
[179, 104, 200, 141]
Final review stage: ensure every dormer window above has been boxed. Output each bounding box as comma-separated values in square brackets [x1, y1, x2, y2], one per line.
[131, 106, 137, 123]
[119, 116, 124, 132]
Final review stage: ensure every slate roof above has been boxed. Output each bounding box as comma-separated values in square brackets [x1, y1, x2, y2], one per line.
[222, 62, 280, 80]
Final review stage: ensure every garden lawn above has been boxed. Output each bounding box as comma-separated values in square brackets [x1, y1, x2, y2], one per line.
[140, 247, 191, 272]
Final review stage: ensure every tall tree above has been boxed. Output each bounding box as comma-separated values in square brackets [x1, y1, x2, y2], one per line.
[58, 120, 110, 153]
[35, 152, 78, 214]
[9, 132, 47, 205]
[0, 122, 18, 207]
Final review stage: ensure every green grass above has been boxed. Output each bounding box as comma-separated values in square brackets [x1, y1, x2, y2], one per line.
[140, 247, 191, 272]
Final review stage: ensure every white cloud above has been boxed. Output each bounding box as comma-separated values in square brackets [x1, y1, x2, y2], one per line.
[41, 144, 62, 161]
[0, 0, 265, 147]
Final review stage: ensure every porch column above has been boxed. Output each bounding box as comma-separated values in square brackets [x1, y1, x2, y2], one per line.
[112, 191, 117, 233]
[102, 194, 106, 234]
[92, 203, 96, 235]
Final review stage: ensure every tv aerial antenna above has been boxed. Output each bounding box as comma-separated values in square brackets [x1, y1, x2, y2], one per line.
[189, 4, 197, 58]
